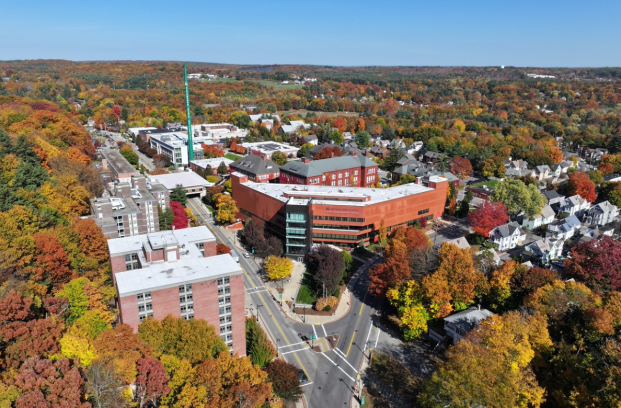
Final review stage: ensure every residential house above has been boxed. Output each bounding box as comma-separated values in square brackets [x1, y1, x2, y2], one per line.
[422, 151, 446, 164]
[388, 139, 405, 150]
[550, 164, 563, 178]
[504, 160, 532, 178]
[558, 195, 590, 217]
[489, 222, 526, 250]
[470, 186, 495, 203]
[229, 155, 280, 183]
[445, 237, 471, 250]
[585, 201, 619, 225]
[578, 147, 608, 162]
[299, 135, 318, 146]
[406, 141, 424, 155]
[546, 215, 581, 241]
[543, 190, 566, 209]
[532, 165, 551, 181]
[522, 204, 556, 230]
[429, 306, 494, 344]
[523, 238, 564, 265]
[369, 147, 388, 158]
[280, 120, 311, 134]
[579, 225, 615, 243]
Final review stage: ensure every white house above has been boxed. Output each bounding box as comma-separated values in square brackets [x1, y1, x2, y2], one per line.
[585, 201, 619, 226]
[522, 204, 556, 230]
[580, 225, 615, 243]
[524, 238, 564, 265]
[546, 215, 581, 241]
[559, 195, 590, 217]
[429, 306, 494, 344]
[532, 165, 551, 181]
[489, 222, 526, 250]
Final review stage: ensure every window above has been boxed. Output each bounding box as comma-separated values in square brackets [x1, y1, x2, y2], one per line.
[338, 173, 342, 178]
[354, 170, 358, 175]
[179, 286, 186, 293]
[224, 277, 230, 284]
[418, 208, 430, 215]
[180, 296, 186, 303]
[218, 288, 224, 295]
[345, 171, 349, 177]
[331, 174, 335, 180]
[137, 294, 144, 302]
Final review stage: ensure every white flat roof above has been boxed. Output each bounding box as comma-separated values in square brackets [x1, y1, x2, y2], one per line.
[241, 179, 439, 206]
[107, 226, 215, 256]
[115, 254, 242, 296]
[191, 157, 235, 168]
[148, 171, 214, 190]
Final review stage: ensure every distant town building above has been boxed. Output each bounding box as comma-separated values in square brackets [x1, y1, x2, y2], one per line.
[148, 170, 214, 199]
[108, 226, 245, 356]
[229, 155, 280, 183]
[101, 149, 140, 183]
[241, 142, 299, 160]
[190, 157, 235, 175]
[279, 153, 379, 187]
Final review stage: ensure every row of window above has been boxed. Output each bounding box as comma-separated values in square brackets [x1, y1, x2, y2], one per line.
[418, 208, 430, 215]
[313, 216, 365, 222]
[217, 277, 230, 286]
[179, 284, 193, 293]
[313, 233, 361, 241]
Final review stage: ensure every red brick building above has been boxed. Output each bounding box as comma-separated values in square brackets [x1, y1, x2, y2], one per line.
[231, 172, 448, 260]
[279, 153, 379, 187]
[108, 226, 245, 356]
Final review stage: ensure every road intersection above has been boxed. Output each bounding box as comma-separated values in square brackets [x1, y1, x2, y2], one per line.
[186, 197, 381, 408]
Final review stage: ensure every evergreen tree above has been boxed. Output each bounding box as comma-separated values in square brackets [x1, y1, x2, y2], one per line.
[169, 184, 187, 205]
[158, 206, 174, 230]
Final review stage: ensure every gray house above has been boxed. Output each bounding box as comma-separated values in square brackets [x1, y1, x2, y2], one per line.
[585, 201, 619, 226]
[429, 306, 494, 344]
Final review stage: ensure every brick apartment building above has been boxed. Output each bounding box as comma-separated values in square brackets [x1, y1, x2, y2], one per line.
[279, 152, 379, 187]
[108, 226, 245, 356]
[231, 172, 448, 260]
[101, 149, 140, 183]
[90, 175, 170, 239]
[229, 154, 280, 183]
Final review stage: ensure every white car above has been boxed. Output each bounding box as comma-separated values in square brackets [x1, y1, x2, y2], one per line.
[243, 253, 250, 258]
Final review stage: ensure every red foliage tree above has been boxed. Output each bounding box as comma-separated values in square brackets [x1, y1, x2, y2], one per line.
[15, 358, 90, 408]
[31, 233, 74, 285]
[369, 239, 410, 296]
[564, 236, 621, 294]
[314, 146, 343, 160]
[449, 157, 473, 179]
[170, 201, 188, 230]
[567, 172, 597, 203]
[73, 218, 108, 263]
[216, 244, 232, 255]
[598, 163, 614, 175]
[468, 201, 509, 237]
[135, 357, 170, 408]
[202, 144, 225, 158]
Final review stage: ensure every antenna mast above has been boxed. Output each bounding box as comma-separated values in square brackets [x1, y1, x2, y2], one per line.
[183, 64, 194, 161]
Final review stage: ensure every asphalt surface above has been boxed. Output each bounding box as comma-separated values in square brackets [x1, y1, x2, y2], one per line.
[186, 198, 381, 408]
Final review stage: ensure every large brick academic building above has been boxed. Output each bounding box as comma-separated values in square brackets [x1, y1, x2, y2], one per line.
[231, 172, 448, 261]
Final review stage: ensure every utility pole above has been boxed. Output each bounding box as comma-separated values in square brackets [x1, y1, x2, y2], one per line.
[183, 64, 194, 161]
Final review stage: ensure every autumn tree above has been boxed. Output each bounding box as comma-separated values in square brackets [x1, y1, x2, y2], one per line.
[491, 179, 545, 217]
[73, 218, 108, 263]
[270, 151, 288, 166]
[419, 312, 550, 408]
[15, 358, 90, 408]
[598, 181, 621, 207]
[31, 232, 74, 286]
[93, 324, 151, 384]
[468, 201, 509, 237]
[386, 281, 429, 340]
[567, 171, 597, 203]
[564, 236, 621, 294]
[170, 201, 189, 229]
[449, 157, 473, 179]
[120, 145, 139, 166]
[86, 361, 128, 408]
[216, 243, 232, 255]
[215, 194, 238, 224]
[135, 357, 170, 408]
[369, 239, 410, 296]
[263, 256, 293, 281]
[422, 243, 484, 318]
[266, 359, 303, 401]
[138, 315, 227, 364]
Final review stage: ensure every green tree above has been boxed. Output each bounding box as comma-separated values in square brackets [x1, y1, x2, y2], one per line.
[271, 151, 288, 166]
[120, 146, 139, 166]
[217, 161, 228, 175]
[354, 131, 370, 148]
[158, 205, 174, 230]
[328, 130, 344, 144]
[245, 318, 276, 367]
[170, 184, 187, 205]
[491, 179, 545, 217]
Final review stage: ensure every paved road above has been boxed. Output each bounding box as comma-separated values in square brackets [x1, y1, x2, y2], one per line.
[186, 198, 381, 408]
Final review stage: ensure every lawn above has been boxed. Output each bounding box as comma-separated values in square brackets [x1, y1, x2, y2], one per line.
[471, 179, 499, 189]
[225, 153, 242, 161]
[295, 285, 317, 305]
[203, 77, 302, 90]
[276, 109, 359, 118]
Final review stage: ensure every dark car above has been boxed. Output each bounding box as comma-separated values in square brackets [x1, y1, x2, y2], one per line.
[298, 369, 308, 384]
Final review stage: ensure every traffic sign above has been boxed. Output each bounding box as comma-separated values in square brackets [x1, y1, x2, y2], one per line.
[361, 396, 366, 406]
[310, 334, 317, 341]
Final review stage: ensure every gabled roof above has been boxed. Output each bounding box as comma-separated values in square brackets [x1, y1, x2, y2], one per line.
[527, 237, 562, 254]
[493, 221, 524, 238]
[280, 156, 362, 178]
[589, 201, 617, 214]
[565, 195, 589, 207]
[446, 237, 471, 250]
[535, 165, 551, 173]
[541, 205, 556, 218]
[444, 307, 494, 333]
[230, 155, 279, 175]
[543, 190, 564, 202]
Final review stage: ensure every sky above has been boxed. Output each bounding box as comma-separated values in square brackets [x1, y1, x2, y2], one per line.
[2, 0, 620, 67]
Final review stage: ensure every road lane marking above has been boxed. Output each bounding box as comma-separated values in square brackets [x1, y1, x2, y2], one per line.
[312, 325, 317, 338]
[320, 353, 355, 382]
[359, 290, 368, 315]
[281, 347, 310, 355]
[333, 348, 358, 373]
[346, 332, 356, 357]
[197, 212, 314, 383]
[321, 324, 327, 337]
[301, 382, 314, 387]
[279, 341, 309, 348]
[374, 326, 381, 348]
[364, 324, 374, 352]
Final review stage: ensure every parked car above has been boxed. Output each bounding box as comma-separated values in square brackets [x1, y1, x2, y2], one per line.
[298, 369, 308, 384]
[243, 253, 250, 258]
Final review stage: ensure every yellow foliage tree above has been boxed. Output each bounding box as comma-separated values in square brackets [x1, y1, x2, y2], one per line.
[59, 328, 97, 367]
[264, 256, 293, 281]
[216, 194, 238, 224]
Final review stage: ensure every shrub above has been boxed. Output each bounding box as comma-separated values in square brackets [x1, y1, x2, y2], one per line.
[315, 297, 328, 311]
[327, 296, 338, 308]
[322, 305, 332, 312]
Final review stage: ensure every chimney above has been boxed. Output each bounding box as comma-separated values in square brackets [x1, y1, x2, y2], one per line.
[351, 152, 357, 157]
[478, 304, 481, 311]
[302, 158, 310, 164]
